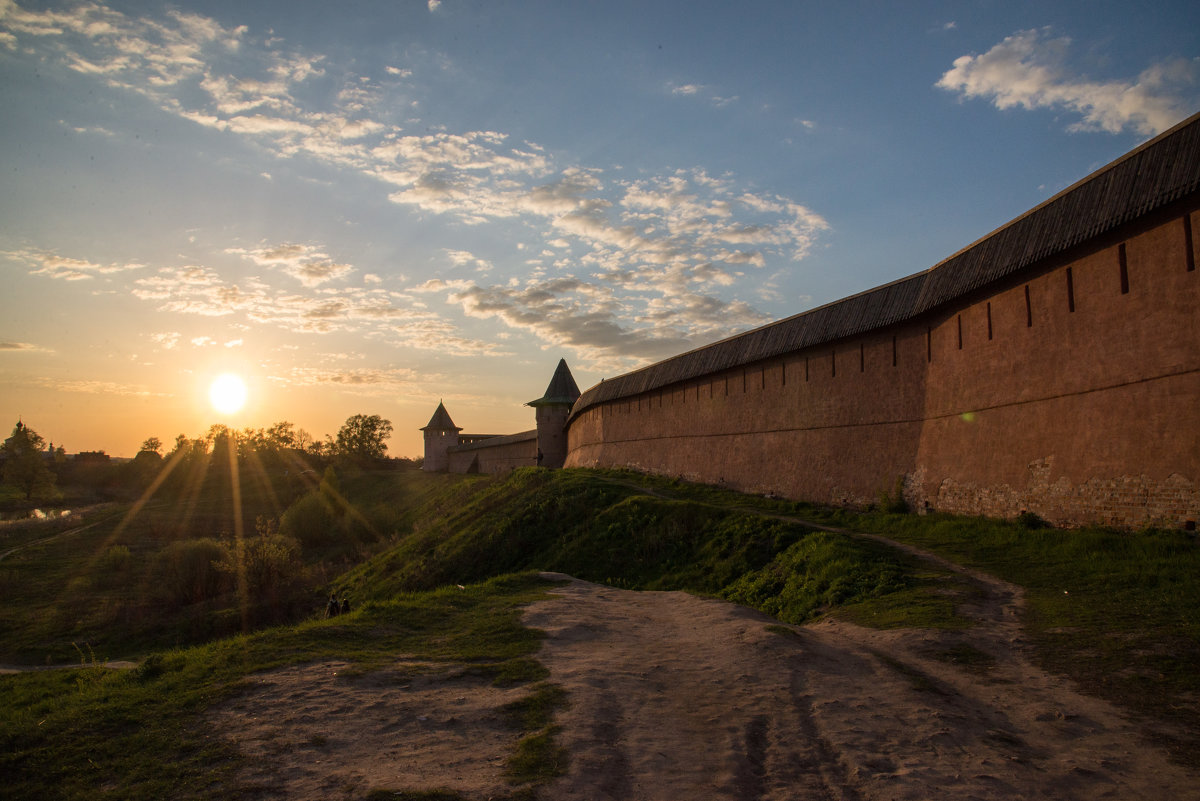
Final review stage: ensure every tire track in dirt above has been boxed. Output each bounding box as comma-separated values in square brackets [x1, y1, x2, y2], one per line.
[525, 571, 1198, 800]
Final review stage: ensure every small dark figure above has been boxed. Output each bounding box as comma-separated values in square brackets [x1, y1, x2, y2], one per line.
[537, 449, 544, 465]
[325, 593, 340, 618]
[340, 597, 350, 615]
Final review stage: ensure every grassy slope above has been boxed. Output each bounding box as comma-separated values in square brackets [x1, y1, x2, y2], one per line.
[0, 469, 460, 663]
[0, 573, 555, 801]
[1, 466, 1198, 798]
[337, 468, 971, 628]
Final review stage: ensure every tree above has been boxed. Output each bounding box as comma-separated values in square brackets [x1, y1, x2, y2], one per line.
[2, 421, 57, 500]
[1, 422, 56, 496]
[265, 421, 299, 449]
[335, 414, 392, 462]
[140, 437, 163, 456]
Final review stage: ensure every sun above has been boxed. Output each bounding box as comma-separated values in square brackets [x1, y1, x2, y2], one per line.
[209, 373, 248, 415]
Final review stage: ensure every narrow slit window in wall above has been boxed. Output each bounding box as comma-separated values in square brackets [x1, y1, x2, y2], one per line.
[957, 315, 963, 349]
[860, 343, 865, 371]
[1066, 267, 1075, 312]
[926, 327, 932, 362]
[725, 376, 729, 396]
[761, 368, 765, 389]
[1119, 243, 1129, 294]
[831, 349, 837, 377]
[1025, 285, 1033, 327]
[1185, 214, 1195, 272]
[805, 357, 810, 381]
[986, 302, 993, 340]
[892, 335, 897, 366]
[743, 369, 747, 392]
[782, 361, 786, 386]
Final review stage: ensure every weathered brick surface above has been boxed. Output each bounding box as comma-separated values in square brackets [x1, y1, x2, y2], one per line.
[567, 208, 1200, 528]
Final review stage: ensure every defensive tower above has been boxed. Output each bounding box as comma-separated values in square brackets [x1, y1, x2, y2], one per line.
[527, 358, 581, 468]
[420, 401, 461, 472]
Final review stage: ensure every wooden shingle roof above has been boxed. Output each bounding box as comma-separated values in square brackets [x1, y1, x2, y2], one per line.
[420, 401, 461, 432]
[528, 358, 582, 407]
[570, 111, 1200, 421]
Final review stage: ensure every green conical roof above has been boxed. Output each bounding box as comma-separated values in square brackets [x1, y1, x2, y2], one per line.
[527, 359, 581, 407]
[420, 401, 462, 432]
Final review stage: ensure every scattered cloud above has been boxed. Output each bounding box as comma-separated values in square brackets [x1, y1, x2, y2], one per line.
[444, 249, 493, 272]
[0, 341, 51, 352]
[228, 243, 355, 287]
[669, 81, 738, 109]
[0, 2, 831, 368]
[938, 28, 1200, 135]
[34, 377, 163, 397]
[278, 364, 421, 394]
[7, 249, 145, 281]
[150, 332, 180, 349]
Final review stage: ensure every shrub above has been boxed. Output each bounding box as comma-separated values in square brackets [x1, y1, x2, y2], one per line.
[149, 538, 230, 607]
[279, 490, 339, 549]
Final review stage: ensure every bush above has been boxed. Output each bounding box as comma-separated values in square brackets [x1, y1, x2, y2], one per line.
[149, 538, 230, 607]
[219, 534, 307, 600]
[279, 491, 340, 549]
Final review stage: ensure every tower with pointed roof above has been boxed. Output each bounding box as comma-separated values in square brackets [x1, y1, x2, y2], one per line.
[527, 358, 581, 469]
[420, 401, 462, 472]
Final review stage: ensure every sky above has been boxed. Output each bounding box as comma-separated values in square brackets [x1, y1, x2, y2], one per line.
[1, 0, 1198, 458]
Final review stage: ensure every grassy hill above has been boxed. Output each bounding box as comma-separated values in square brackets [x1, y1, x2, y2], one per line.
[1, 466, 1197, 799]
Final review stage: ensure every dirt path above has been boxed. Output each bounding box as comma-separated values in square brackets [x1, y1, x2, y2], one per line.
[526, 573, 1195, 800]
[211, 554, 1196, 800]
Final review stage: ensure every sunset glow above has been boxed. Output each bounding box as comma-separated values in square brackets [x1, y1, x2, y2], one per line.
[1, 2, 1195, 457]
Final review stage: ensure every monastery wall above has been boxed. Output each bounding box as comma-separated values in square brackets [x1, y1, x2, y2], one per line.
[913, 207, 1200, 525]
[566, 205, 1200, 527]
[447, 431, 538, 474]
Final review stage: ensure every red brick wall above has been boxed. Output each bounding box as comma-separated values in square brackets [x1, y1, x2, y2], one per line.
[448, 435, 538, 474]
[566, 207, 1200, 527]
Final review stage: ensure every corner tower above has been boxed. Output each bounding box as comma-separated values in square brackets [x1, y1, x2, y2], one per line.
[420, 401, 462, 472]
[527, 358, 581, 469]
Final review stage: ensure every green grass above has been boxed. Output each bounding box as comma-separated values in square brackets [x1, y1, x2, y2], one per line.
[0, 572, 560, 801]
[0, 469, 460, 664]
[807, 507, 1200, 763]
[337, 468, 965, 630]
[4, 463, 1199, 794]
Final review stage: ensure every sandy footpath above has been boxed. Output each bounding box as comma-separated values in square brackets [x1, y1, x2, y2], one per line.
[211, 564, 1197, 800]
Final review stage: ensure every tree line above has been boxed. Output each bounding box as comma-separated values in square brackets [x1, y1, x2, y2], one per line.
[1, 413, 412, 503]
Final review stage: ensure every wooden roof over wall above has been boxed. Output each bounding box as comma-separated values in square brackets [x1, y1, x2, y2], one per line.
[570, 111, 1200, 421]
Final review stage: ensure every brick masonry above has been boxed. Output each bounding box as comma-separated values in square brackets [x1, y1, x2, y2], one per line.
[566, 206, 1200, 529]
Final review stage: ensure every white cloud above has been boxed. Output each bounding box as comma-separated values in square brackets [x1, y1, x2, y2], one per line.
[227, 243, 354, 287]
[8, 249, 145, 280]
[0, 2, 833, 367]
[444, 249, 494, 272]
[150, 331, 180, 349]
[937, 28, 1200, 136]
[35, 377, 162, 397]
[280, 364, 421, 393]
[0, 341, 51, 352]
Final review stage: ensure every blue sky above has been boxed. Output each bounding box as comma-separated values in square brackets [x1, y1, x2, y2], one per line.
[2, 0, 1197, 457]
